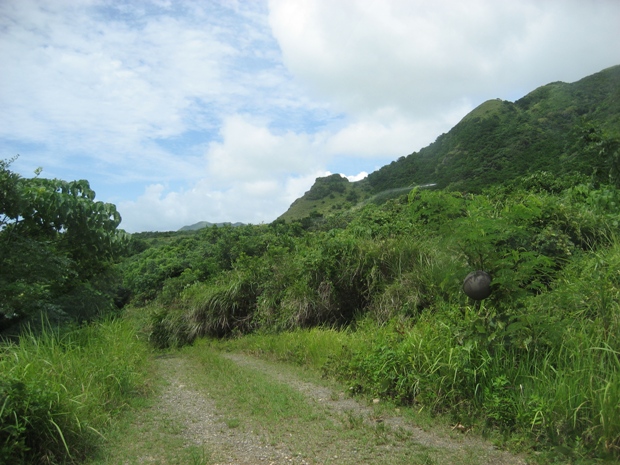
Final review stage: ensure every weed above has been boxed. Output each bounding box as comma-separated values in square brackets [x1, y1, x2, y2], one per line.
[0, 318, 149, 464]
[342, 410, 365, 430]
[187, 445, 211, 465]
[225, 417, 241, 429]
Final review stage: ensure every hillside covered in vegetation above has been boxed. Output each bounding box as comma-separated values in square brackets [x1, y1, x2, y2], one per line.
[2, 65, 620, 464]
[280, 64, 620, 222]
[122, 171, 620, 462]
[116, 65, 620, 462]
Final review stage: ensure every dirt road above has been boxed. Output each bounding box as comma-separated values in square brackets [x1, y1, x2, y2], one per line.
[134, 351, 529, 465]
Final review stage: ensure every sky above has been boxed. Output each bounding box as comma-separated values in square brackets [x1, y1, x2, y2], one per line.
[1, 0, 619, 232]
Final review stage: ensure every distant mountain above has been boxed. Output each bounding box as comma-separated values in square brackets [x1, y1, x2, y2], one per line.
[178, 221, 245, 231]
[279, 64, 620, 222]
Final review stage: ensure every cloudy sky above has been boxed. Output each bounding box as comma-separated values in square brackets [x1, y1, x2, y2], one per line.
[1, 0, 619, 232]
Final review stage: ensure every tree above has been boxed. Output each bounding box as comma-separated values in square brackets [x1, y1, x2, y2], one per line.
[0, 158, 128, 331]
[580, 124, 620, 187]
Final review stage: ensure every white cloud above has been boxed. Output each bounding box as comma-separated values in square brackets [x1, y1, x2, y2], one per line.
[0, 0, 285, 167]
[269, 0, 620, 117]
[343, 171, 368, 182]
[118, 168, 330, 232]
[324, 110, 463, 158]
[118, 114, 333, 231]
[205, 114, 323, 186]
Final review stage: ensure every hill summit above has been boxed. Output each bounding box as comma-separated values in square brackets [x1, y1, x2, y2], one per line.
[178, 221, 244, 231]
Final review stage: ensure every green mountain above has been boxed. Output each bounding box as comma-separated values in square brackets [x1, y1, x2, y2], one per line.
[179, 221, 245, 231]
[279, 64, 620, 222]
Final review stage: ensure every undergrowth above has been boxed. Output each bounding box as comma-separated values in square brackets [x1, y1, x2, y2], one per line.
[0, 318, 149, 464]
[214, 300, 619, 463]
[213, 241, 620, 462]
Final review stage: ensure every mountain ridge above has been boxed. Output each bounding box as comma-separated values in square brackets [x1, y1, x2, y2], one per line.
[178, 221, 245, 231]
[278, 64, 620, 222]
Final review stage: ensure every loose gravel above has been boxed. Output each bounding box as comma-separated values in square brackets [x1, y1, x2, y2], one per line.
[155, 355, 303, 465]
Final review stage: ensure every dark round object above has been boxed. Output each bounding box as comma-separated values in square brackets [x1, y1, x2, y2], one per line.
[463, 270, 492, 300]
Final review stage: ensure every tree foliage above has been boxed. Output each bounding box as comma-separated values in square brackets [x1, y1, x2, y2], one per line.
[0, 158, 128, 331]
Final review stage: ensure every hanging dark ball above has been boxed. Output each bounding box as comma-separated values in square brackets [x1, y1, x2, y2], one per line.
[463, 270, 492, 300]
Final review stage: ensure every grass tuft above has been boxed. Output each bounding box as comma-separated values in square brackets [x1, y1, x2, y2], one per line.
[0, 318, 149, 464]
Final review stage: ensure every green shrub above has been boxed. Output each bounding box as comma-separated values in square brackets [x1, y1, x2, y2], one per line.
[185, 267, 262, 338]
[146, 304, 193, 349]
[0, 376, 58, 463]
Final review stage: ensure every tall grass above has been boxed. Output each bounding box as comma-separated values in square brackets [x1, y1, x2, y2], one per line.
[0, 318, 149, 464]
[215, 297, 620, 461]
[215, 326, 357, 368]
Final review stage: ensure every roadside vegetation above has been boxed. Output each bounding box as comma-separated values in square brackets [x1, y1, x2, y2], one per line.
[1, 157, 145, 464]
[0, 319, 149, 464]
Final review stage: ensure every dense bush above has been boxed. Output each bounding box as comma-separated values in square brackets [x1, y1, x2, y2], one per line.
[140, 179, 620, 340]
[327, 242, 620, 456]
[120, 223, 301, 306]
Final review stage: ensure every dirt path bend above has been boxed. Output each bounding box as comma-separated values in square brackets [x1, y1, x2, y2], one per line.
[151, 352, 528, 465]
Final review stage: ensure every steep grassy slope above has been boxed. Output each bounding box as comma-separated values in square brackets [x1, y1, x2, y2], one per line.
[367, 64, 620, 193]
[280, 65, 620, 222]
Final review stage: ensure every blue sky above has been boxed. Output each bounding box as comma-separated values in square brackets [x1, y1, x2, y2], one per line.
[2, 0, 619, 232]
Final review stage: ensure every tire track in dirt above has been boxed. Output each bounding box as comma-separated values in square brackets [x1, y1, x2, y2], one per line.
[152, 352, 528, 465]
[155, 355, 306, 464]
[221, 353, 528, 465]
